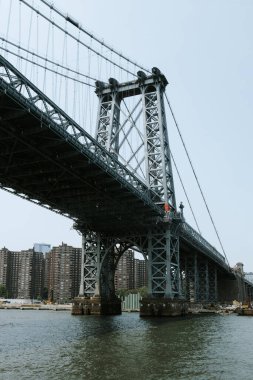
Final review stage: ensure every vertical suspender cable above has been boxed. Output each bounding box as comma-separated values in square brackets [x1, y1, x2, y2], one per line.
[39, 0, 150, 74]
[25, 1, 34, 76]
[165, 92, 230, 266]
[170, 152, 202, 234]
[5, 0, 13, 59]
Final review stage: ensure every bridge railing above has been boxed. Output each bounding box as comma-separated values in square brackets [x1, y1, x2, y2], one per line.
[179, 222, 228, 267]
[0, 54, 162, 216]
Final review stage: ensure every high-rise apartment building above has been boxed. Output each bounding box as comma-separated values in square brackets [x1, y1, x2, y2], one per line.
[1, 244, 147, 300]
[0, 247, 11, 293]
[32, 251, 45, 299]
[9, 250, 21, 298]
[134, 258, 147, 289]
[115, 250, 135, 290]
[0, 247, 44, 299]
[115, 250, 147, 290]
[16, 249, 44, 299]
[18, 249, 34, 299]
[46, 243, 81, 303]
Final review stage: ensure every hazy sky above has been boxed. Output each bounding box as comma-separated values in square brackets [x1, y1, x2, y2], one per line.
[1, 0, 253, 270]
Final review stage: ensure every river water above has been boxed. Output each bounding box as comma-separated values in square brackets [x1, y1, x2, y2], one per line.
[0, 310, 252, 380]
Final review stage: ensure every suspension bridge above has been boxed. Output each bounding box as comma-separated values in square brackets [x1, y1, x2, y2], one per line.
[0, 0, 252, 316]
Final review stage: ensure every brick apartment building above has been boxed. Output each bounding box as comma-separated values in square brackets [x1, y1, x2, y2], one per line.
[115, 249, 147, 290]
[1, 245, 146, 301]
[45, 243, 81, 303]
[0, 247, 11, 293]
[0, 247, 44, 299]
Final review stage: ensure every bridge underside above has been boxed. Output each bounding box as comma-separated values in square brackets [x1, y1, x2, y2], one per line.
[1, 56, 252, 316]
[179, 239, 234, 303]
[0, 92, 159, 235]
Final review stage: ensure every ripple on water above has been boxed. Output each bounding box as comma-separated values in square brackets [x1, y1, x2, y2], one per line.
[0, 311, 253, 380]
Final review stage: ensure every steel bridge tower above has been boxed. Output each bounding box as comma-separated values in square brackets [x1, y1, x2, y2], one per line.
[73, 68, 187, 316]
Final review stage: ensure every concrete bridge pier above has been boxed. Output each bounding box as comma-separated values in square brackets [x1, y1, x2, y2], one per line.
[72, 295, 121, 315]
[140, 298, 188, 317]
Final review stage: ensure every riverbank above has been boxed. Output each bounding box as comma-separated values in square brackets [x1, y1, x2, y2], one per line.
[0, 303, 72, 311]
[0, 302, 239, 314]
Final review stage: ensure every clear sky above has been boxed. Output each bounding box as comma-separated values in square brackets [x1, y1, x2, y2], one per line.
[0, 0, 253, 270]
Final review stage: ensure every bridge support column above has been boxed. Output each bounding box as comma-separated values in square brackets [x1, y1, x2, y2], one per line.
[99, 246, 121, 315]
[218, 274, 247, 303]
[183, 256, 218, 304]
[184, 254, 198, 302]
[248, 284, 253, 303]
[140, 225, 187, 317]
[72, 232, 121, 315]
[208, 265, 218, 302]
[197, 259, 209, 302]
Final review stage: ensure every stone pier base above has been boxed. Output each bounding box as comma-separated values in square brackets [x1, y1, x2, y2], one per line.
[72, 296, 121, 315]
[140, 298, 188, 317]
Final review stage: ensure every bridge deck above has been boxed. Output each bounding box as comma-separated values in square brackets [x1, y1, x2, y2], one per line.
[0, 56, 162, 235]
[0, 55, 229, 270]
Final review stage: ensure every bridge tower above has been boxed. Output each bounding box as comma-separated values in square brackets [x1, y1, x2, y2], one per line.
[73, 69, 187, 316]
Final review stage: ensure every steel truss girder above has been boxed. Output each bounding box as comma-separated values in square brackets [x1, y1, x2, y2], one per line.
[0, 54, 162, 219]
[180, 222, 227, 268]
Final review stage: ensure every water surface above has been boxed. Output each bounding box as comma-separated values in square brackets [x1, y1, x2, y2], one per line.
[0, 310, 252, 379]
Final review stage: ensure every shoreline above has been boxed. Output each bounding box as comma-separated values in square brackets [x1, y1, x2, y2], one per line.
[0, 303, 72, 311]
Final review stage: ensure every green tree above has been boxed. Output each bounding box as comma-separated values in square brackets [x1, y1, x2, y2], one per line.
[116, 287, 148, 298]
[0, 284, 7, 298]
[116, 288, 129, 298]
[137, 286, 148, 297]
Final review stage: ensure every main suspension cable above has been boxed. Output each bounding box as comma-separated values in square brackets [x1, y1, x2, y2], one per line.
[39, 0, 150, 74]
[165, 92, 230, 266]
[20, 0, 138, 78]
[0, 46, 95, 87]
[0, 37, 97, 83]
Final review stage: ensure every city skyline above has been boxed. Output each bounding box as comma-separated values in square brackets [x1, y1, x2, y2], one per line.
[0, 245, 147, 302]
